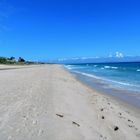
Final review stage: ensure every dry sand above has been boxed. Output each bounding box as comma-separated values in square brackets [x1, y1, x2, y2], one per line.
[0, 64, 140, 140]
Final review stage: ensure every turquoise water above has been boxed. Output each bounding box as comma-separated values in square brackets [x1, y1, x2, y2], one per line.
[65, 62, 140, 107]
[65, 62, 140, 92]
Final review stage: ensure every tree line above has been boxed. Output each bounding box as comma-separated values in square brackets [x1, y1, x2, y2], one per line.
[0, 56, 25, 64]
[0, 56, 45, 65]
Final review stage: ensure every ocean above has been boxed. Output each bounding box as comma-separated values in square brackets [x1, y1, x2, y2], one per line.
[65, 62, 140, 108]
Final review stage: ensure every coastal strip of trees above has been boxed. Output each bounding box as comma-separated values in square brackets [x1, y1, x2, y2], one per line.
[0, 56, 44, 65]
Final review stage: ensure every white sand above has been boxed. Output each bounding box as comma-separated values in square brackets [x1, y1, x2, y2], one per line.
[0, 64, 139, 140]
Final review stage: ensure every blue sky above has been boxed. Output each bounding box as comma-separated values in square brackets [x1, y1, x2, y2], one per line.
[0, 0, 140, 61]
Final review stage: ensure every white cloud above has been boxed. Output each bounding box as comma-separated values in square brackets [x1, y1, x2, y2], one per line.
[115, 52, 124, 58]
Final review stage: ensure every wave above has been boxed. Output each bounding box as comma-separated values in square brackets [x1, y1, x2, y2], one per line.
[111, 66, 118, 69]
[72, 70, 140, 90]
[65, 65, 90, 70]
[104, 66, 118, 69]
[64, 65, 74, 70]
[72, 70, 102, 80]
[137, 69, 140, 72]
[104, 66, 110, 69]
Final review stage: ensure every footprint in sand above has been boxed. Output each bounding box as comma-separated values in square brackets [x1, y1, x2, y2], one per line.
[23, 115, 29, 121]
[32, 120, 38, 125]
[100, 134, 107, 139]
[7, 136, 12, 140]
[128, 119, 133, 123]
[38, 129, 44, 136]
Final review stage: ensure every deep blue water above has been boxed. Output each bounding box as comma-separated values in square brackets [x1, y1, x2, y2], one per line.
[65, 62, 140, 107]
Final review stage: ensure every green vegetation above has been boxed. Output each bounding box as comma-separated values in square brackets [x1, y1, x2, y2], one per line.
[0, 56, 45, 65]
[0, 57, 8, 64]
[0, 56, 25, 65]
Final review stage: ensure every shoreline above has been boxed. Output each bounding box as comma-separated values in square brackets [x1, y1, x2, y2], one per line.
[72, 71, 140, 113]
[63, 66, 140, 139]
[0, 64, 140, 140]
[75, 72, 140, 115]
[64, 66, 140, 109]
[63, 66, 140, 116]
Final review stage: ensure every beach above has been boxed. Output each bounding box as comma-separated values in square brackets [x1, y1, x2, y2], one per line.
[0, 64, 140, 140]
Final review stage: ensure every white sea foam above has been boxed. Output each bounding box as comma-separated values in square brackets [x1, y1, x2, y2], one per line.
[65, 65, 88, 70]
[111, 66, 118, 69]
[104, 66, 110, 69]
[104, 66, 118, 69]
[65, 64, 140, 92]
[72, 70, 140, 89]
[64, 65, 74, 70]
[72, 71, 102, 80]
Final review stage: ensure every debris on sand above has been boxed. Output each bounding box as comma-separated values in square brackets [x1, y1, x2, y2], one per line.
[101, 108, 104, 111]
[72, 121, 80, 127]
[114, 126, 119, 131]
[119, 112, 122, 116]
[56, 114, 64, 118]
[101, 116, 105, 119]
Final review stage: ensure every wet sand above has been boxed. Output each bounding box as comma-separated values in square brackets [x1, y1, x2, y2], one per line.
[0, 64, 140, 140]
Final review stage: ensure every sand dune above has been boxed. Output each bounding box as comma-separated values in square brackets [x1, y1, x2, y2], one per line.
[0, 64, 139, 140]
